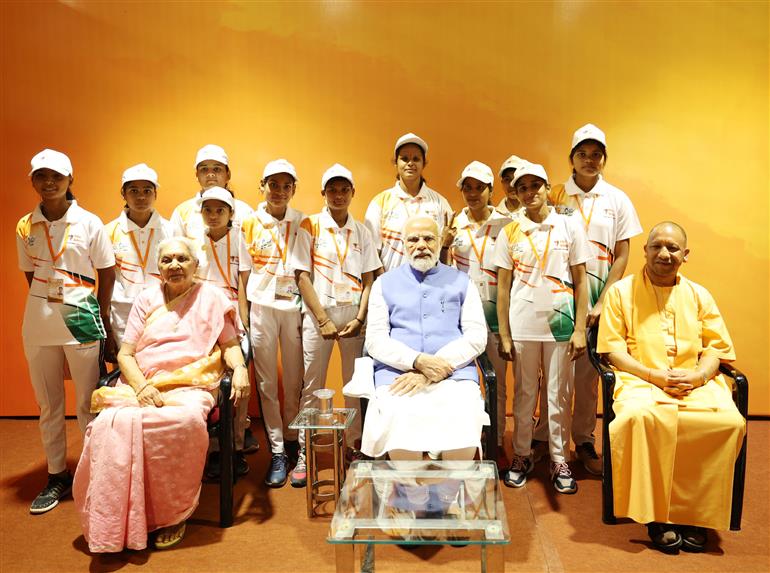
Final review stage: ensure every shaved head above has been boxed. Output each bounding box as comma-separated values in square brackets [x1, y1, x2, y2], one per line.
[647, 221, 687, 247]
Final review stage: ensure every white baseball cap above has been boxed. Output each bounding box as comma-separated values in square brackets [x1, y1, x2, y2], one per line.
[571, 123, 607, 150]
[121, 163, 159, 187]
[200, 186, 234, 210]
[498, 155, 525, 177]
[512, 162, 549, 187]
[29, 148, 73, 177]
[321, 163, 354, 189]
[263, 158, 298, 181]
[457, 161, 493, 188]
[195, 144, 229, 168]
[394, 132, 428, 157]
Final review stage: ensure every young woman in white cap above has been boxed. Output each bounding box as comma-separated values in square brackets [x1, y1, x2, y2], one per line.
[364, 133, 452, 273]
[16, 149, 116, 514]
[195, 186, 254, 476]
[105, 163, 172, 345]
[239, 159, 305, 487]
[496, 155, 526, 217]
[290, 164, 381, 487]
[493, 162, 590, 495]
[532, 124, 642, 475]
[441, 161, 511, 457]
[170, 144, 254, 242]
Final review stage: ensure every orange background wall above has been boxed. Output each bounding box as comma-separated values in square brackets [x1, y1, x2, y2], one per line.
[1, 1, 768, 416]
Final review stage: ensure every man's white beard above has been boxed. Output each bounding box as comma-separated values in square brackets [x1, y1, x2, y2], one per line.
[408, 250, 439, 273]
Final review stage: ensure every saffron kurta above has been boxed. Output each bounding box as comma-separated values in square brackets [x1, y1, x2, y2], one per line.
[597, 270, 745, 530]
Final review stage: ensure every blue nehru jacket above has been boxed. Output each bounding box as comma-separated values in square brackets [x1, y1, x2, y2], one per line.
[373, 262, 479, 387]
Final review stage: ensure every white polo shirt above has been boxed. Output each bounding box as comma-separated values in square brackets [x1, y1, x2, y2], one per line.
[364, 182, 452, 272]
[493, 208, 591, 342]
[239, 202, 305, 310]
[16, 201, 115, 345]
[292, 208, 381, 312]
[448, 208, 512, 332]
[196, 226, 242, 306]
[548, 176, 642, 307]
[105, 210, 172, 337]
[495, 198, 521, 219]
[170, 192, 253, 245]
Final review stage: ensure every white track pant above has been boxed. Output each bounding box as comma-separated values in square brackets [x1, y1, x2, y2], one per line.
[298, 305, 363, 448]
[250, 304, 303, 454]
[485, 333, 508, 446]
[512, 340, 574, 464]
[23, 341, 101, 474]
[533, 352, 596, 446]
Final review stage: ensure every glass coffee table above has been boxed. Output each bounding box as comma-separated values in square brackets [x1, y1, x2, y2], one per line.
[288, 407, 357, 517]
[328, 460, 509, 572]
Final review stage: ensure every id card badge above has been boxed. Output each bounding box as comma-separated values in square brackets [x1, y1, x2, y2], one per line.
[274, 273, 297, 301]
[334, 282, 354, 306]
[47, 278, 64, 303]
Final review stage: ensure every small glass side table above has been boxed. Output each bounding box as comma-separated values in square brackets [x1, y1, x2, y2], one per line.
[328, 460, 509, 572]
[288, 407, 357, 518]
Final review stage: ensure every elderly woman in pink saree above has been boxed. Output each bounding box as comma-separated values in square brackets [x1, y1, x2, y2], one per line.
[73, 237, 249, 553]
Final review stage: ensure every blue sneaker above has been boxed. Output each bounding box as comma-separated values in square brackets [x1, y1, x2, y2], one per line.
[503, 455, 533, 488]
[265, 453, 289, 488]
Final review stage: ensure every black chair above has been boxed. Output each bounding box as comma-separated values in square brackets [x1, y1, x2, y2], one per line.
[97, 335, 251, 528]
[359, 352, 498, 462]
[586, 324, 748, 530]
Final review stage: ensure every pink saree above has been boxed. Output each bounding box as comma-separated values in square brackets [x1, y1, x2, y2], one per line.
[74, 282, 238, 553]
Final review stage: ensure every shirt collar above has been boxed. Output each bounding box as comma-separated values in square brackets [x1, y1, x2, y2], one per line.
[30, 200, 83, 224]
[256, 202, 296, 227]
[391, 181, 429, 201]
[565, 174, 605, 197]
[408, 260, 441, 281]
[119, 209, 163, 232]
[320, 207, 355, 231]
[455, 207, 509, 231]
[518, 206, 557, 233]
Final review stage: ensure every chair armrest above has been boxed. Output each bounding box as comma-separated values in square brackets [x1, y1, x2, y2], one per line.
[240, 334, 252, 366]
[476, 352, 495, 386]
[97, 367, 122, 389]
[719, 363, 749, 419]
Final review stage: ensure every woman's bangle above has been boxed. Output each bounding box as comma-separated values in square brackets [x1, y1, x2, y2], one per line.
[318, 318, 331, 327]
[354, 317, 363, 324]
[136, 383, 150, 396]
[645, 369, 652, 383]
[234, 364, 247, 371]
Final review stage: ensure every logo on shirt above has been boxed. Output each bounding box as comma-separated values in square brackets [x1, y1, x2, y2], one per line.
[555, 206, 575, 216]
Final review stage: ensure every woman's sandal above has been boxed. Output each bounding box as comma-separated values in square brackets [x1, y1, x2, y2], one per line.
[647, 522, 682, 553]
[680, 526, 708, 552]
[155, 521, 186, 550]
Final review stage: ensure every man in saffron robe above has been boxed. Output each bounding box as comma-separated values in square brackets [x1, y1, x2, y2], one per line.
[597, 221, 745, 553]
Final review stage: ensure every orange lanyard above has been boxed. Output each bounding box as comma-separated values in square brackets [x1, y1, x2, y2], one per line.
[525, 227, 552, 272]
[576, 194, 597, 231]
[466, 225, 491, 266]
[44, 223, 70, 264]
[267, 221, 290, 266]
[209, 232, 232, 290]
[128, 229, 154, 271]
[400, 196, 422, 219]
[328, 228, 351, 270]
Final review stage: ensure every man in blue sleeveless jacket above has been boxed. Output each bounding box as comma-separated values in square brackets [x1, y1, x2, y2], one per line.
[360, 216, 490, 460]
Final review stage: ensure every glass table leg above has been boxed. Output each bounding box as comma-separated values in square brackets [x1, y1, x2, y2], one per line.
[334, 544, 354, 573]
[481, 545, 504, 573]
[360, 543, 375, 573]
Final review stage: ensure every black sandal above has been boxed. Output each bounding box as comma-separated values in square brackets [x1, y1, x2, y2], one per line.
[647, 522, 682, 553]
[680, 526, 707, 552]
